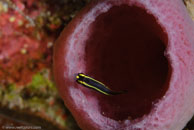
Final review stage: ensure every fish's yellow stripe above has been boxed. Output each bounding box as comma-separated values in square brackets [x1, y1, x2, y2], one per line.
[78, 73, 109, 89]
[77, 80, 109, 95]
[77, 80, 110, 95]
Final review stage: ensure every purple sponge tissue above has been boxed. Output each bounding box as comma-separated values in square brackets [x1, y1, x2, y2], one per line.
[53, 0, 194, 129]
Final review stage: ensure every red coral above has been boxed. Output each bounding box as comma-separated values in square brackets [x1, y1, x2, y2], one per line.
[0, 1, 52, 85]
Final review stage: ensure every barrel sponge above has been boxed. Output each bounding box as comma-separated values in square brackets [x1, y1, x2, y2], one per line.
[53, 0, 194, 129]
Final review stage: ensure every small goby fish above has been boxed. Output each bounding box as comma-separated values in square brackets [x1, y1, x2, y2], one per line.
[76, 73, 126, 95]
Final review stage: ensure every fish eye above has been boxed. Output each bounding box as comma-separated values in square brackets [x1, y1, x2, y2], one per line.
[76, 75, 79, 79]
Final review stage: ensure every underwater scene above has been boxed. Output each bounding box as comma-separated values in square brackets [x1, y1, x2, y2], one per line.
[0, 0, 193, 130]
